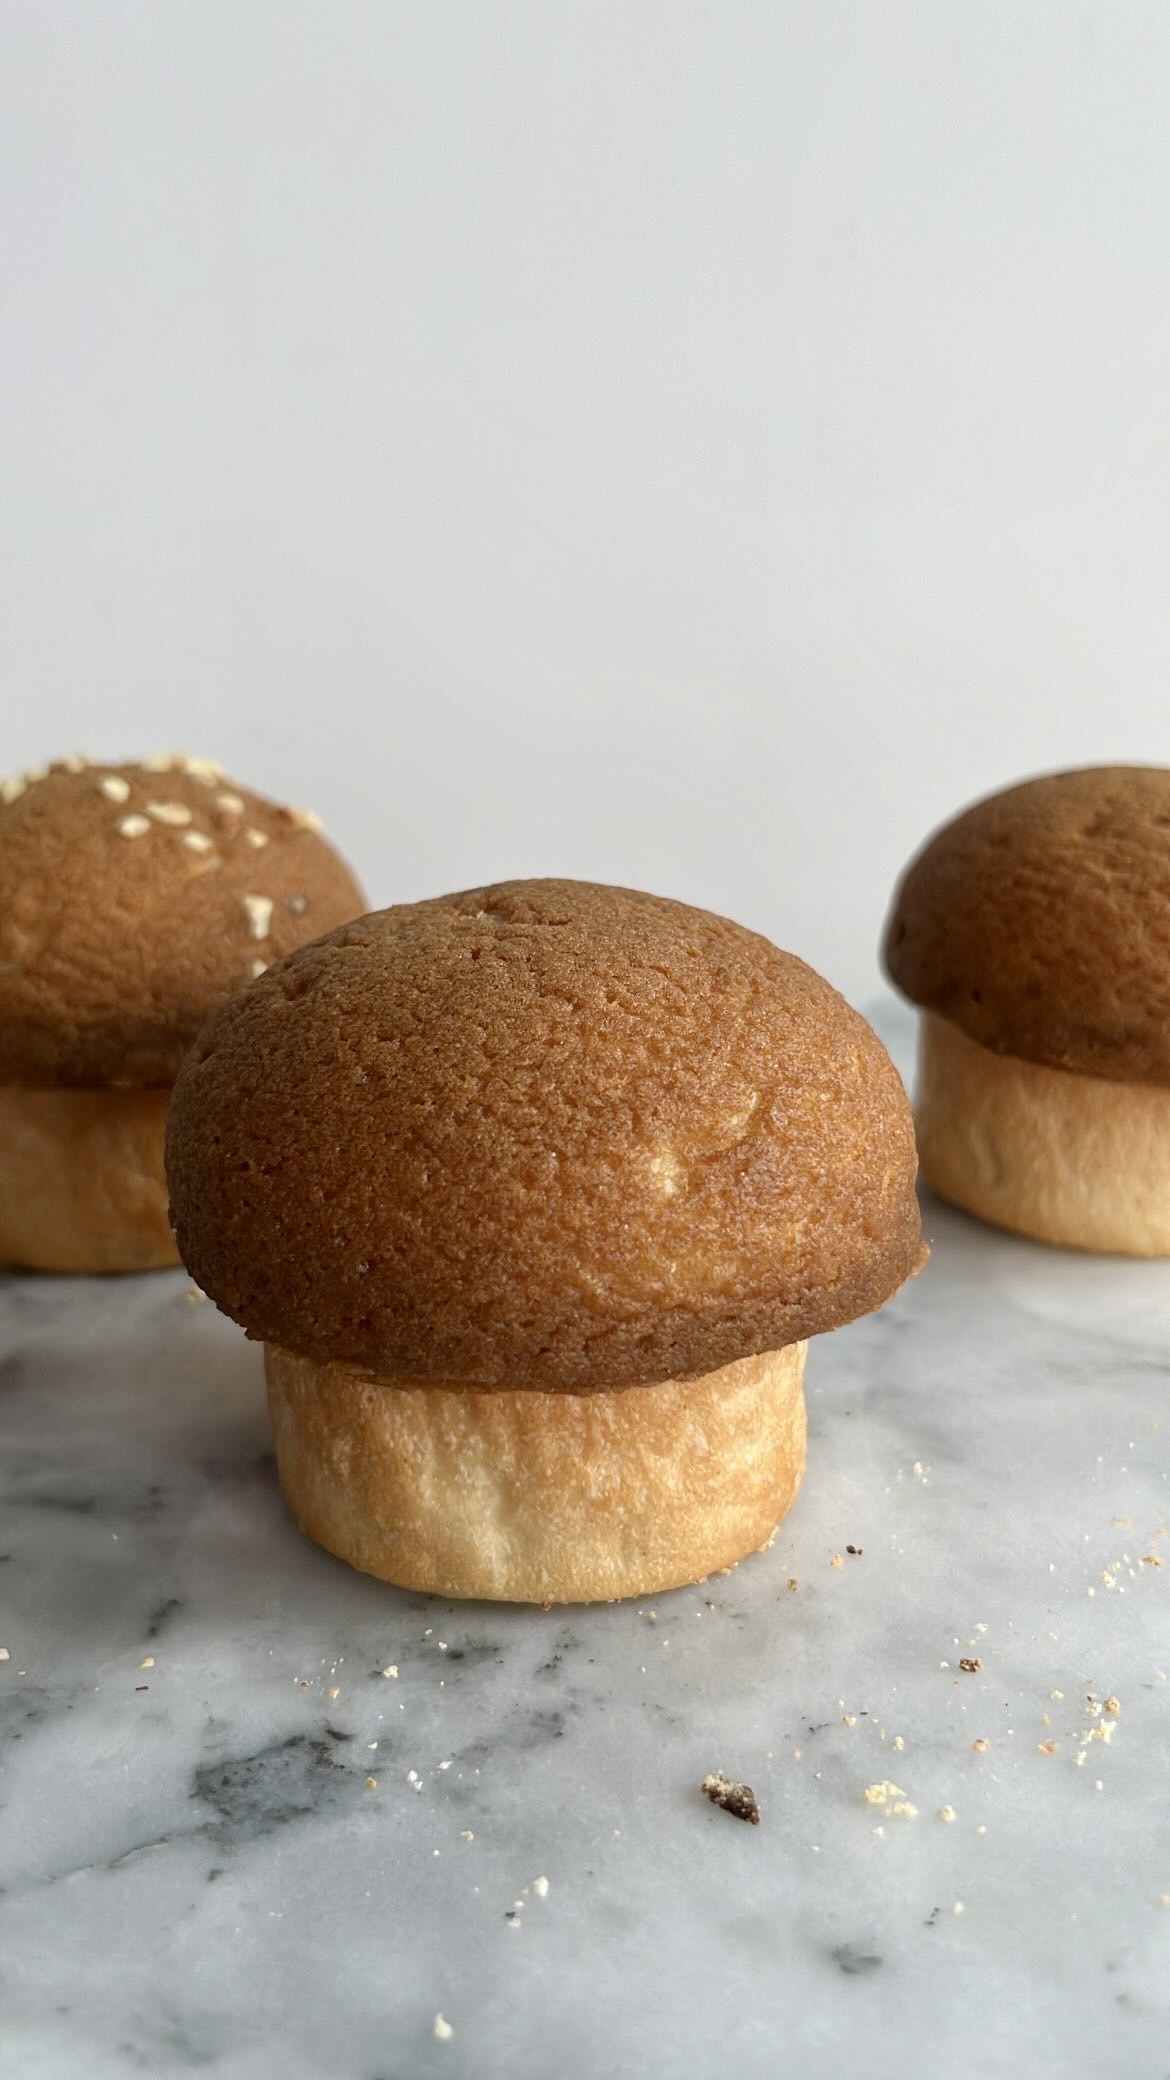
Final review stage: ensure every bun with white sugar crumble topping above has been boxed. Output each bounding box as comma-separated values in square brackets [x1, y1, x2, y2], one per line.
[0, 754, 364, 1271]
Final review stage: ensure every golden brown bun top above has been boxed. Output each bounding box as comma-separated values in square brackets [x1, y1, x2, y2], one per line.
[884, 765, 1170, 1086]
[0, 755, 365, 1087]
[167, 879, 923, 1392]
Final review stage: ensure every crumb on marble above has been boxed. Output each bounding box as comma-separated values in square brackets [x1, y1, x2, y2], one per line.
[846, 1544, 862, 1556]
[787, 1578, 799, 1593]
[1038, 1740, 1058, 1755]
[382, 1665, 398, 1678]
[1103, 1695, 1121, 1715]
[864, 1782, 905, 1806]
[0, 1649, 9, 1662]
[139, 1656, 155, 1669]
[701, 1772, 760, 1824]
[531, 1875, 549, 1898]
[972, 1738, 989, 1753]
[328, 1685, 340, 1700]
[958, 1658, 982, 1674]
[938, 1806, 957, 1823]
[830, 1554, 844, 1569]
[433, 2014, 454, 2042]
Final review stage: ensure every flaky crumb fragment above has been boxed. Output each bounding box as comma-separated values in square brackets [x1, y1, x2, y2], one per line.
[433, 2014, 454, 2042]
[958, 1657, 982, 1674]
[701, 1772, 760, 1824]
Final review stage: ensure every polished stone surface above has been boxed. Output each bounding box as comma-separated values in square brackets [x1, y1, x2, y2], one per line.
[2, 1015, 1169, 2079]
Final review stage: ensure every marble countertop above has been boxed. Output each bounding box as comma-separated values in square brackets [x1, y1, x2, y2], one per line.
[3, 1013, 1170, 2080]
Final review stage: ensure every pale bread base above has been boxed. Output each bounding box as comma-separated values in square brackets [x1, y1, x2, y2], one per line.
[0, 1084, 179, 1272]
[265, 1341, 808, 1604]
[917, 1012, 1170, 1255]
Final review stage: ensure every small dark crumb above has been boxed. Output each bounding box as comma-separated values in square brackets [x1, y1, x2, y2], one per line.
[846, 1545, 863, 1556]
[958, 1658, 982, 1675]
[701, 1772, 760, 1824]
[135, 1685, 149, 1692]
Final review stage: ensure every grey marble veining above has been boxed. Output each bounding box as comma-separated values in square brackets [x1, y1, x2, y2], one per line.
[2, 1012, 1170, 2079]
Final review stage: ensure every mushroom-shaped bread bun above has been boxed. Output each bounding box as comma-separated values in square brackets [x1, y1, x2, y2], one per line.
[168, 880, 923, 1602]
[885, 765, 1170, 1253]
[0, 754, 364, 1272]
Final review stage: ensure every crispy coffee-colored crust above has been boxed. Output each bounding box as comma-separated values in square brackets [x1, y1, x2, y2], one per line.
[885, 765, 1170, 1086]
[0, 758, 364, 1087]
[168, 880, 922, 1391]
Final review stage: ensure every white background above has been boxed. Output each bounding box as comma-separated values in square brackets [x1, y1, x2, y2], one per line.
[3, 1, 1169, 1004]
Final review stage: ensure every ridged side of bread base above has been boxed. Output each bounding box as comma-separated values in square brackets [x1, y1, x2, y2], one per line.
[917, 1012, 1170, 1256]
[0, 1084, 179, 1273]
[265, 1342, 808, 1604]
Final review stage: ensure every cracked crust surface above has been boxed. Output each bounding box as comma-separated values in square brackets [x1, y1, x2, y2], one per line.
[0, 758, 364, 1086]
[168, 879, 922, 1391]
[885, 765, 1170, 1086]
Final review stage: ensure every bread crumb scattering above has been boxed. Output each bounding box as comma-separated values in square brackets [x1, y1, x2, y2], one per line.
[938, 1806, 957, 1823]
[1038, 1740, 1058, 1755]
[117, 814, 151, 839]
[958, 1657, 982, 1674]
[381, 1665, 398, 1678]
[0, 1649, 9, 1662]
[1103, 1695, 1122, 1715]
[972, 1738, 990, 1753]
[531, 1875, 549, 1898]
[365, 1775, 377, 1790]
[433, 2015, 454, 2042]
[864, 1782, 906, 1806]
[139, 1656, 155, 1670]
[701, 1772, 761, 1824]
[830, 1553, 844, 1569]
